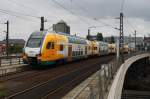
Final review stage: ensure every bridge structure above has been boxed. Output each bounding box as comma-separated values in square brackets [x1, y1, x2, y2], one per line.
[63, 52, 150, 99]
[107, 53, 150, 99]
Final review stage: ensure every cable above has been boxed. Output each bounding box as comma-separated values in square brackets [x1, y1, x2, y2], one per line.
[0, 10, 38, 23]
[0, 8, 39, 18]
[67, 0, 117, 29]
[121, 0, 125, 12]
[51, 0, 91, 25]
[6, 0, 38, 12]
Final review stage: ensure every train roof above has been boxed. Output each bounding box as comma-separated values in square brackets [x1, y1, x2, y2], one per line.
[31, 31, 109, 45]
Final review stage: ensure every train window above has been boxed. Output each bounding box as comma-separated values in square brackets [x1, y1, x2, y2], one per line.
[77, 51, 80, 55]
[60, 45, 64, 51]
[46, 42, 51, 49]
[72, 51, 75, 56]
[89, 46, 90, 50]
[26, 38, 42, 48]
[94, 47, 97, 50]
[46, 42, 54, 49]
[75, 51, 77, 55]
[51, 42, 54, 49]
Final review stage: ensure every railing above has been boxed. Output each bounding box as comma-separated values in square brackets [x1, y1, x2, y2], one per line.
[72, 52, 148, 99]
[0, 55, 23, 67]
[73, 60, 121, 99]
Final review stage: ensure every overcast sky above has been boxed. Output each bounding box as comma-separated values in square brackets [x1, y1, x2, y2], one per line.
[0, 0, 150, 41]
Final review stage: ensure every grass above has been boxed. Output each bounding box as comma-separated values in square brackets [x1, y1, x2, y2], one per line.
[0, 84, 7, 98]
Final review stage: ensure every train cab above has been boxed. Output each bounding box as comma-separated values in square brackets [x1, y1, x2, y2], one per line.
[23, 31, 68, 66]
[108, 43, 116, 54]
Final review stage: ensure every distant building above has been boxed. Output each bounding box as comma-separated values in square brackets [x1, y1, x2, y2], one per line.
[53, 20, 70, 34]
[144, 37, 150, 51]
[0, 39, 25, 55]
[104, 36, 145, 51]
[1, 39, 26, 47]
[104, 36, 143, 44]
[0, 44, 6, 55]
[88, 35, 97, 41]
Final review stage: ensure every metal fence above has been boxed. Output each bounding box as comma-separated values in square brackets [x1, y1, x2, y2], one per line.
[0, 55, 23, 67]
[72, 60, 120, 99]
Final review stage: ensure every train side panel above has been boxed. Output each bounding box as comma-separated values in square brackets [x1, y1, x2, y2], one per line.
[39, 33, 68, 65]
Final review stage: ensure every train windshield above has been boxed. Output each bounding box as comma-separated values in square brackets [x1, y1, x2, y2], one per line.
[26, 32, 46, 48]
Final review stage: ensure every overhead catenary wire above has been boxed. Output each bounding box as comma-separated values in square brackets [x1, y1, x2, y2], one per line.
[124, 15, 146, 37]
[0, 10, 39, 23]
[124, 15, 142, 35]
[51, 0, 91, 25]
[6, 0, 38, 13]
[121, 0, 125, 12]
[68, 0, 118, 29]
[0, 8, 39, 19]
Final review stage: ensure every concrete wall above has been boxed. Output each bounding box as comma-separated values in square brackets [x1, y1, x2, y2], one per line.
[107, 53, 150, 99]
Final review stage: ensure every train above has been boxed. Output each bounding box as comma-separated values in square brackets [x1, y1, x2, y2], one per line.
[22, 31, 131, 67]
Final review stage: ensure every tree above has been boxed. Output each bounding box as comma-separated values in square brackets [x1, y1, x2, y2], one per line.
[110, 36, 115, 43]
[96, 32, 103, 41]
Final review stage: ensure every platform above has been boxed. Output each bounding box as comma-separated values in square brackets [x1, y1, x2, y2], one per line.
[0, 64, 28, 76]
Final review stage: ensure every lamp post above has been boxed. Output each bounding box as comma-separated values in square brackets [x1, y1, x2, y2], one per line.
[87, 26, 96, 40]
[113, 27, 120, 62]
[3, 21, 9, 57]
[87, 26, 105, 40]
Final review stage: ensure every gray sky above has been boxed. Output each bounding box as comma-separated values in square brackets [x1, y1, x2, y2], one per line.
[0, 0, 150, 41]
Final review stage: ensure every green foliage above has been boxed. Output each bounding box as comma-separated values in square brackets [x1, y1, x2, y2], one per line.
[96, 33, 103, 41]
[8, 45, 23, 54]
[0, 84, 7, 98]
[110, 36, 115, 43]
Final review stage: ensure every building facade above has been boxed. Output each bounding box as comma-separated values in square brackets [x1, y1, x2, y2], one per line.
[53, 20, 70, 34]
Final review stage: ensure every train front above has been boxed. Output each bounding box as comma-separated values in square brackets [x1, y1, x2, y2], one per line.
[23, 31, 46, 65]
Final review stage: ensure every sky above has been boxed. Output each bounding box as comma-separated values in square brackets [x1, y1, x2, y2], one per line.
[0, 0, 150, 41]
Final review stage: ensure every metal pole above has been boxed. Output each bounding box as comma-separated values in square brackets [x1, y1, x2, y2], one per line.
[129, 34, 131, 53]
[116, 39, 120, 61]
[40, 16, 44, 31]
[134, 30, 136, 51]
[119, 12, 124, 63]
[6, 21, 9, 57]
[88, 29, 90, 40]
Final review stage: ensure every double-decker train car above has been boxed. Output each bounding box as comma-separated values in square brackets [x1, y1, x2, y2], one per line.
[98, 41, 108, 55]
[86, 40, 93, 56]
[108, 43, 131, 54]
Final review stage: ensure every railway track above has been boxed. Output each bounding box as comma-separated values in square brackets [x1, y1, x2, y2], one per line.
[0, 56, 103, 82]
[0, 70, 41, 82]
[1, 55, 114, 99]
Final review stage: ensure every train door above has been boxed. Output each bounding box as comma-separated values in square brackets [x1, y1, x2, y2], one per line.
[68, 45, 72, 61]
